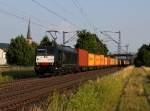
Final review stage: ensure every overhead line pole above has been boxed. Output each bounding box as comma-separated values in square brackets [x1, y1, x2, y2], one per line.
[118, 31, 121, 54]
[100, 30, 122, 54]
[63, 31, 68, 45]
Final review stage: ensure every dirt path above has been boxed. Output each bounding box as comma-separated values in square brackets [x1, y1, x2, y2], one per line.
[117, 67, 150, 111]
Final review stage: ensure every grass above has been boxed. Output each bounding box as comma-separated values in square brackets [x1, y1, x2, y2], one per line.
[31, 66, 133, 111]
[1, 70, 36, 79]
[44, 66, 150, 111]
[143, 67, 150, 109]
[118, 68, 150, 111]
[66, 66, 133, 111]
[0, 66, 35, 84]
[14, 66, 150, 111]
[0, 74, 13, 84]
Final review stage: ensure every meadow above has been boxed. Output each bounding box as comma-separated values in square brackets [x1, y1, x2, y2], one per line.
[0, 66, 35, 84]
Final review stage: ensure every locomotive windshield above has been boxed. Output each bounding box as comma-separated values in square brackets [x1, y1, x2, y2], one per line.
[37, 49, 47, 55]
[37, 47, 55, 55]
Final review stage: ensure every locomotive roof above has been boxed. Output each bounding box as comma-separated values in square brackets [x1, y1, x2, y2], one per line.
[38, 45, 77, 53]
[62, 46, 77, 53]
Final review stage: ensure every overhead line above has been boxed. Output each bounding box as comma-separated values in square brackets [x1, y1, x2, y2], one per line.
[32, 0, 81, 29]
[0, 1, 58, 28]
[0, 8, 49, 29]
[72, 0, 96, 32]
[50, 0, 73, 15]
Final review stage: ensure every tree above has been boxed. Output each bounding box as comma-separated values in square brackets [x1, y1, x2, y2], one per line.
[6, 35, 37, 66]
[134, 44, 150, 67]
[75, 30, 108, 55]
[39, 35, 52, 47]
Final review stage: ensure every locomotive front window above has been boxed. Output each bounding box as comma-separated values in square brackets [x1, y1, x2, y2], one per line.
[37, 49, 47, 55]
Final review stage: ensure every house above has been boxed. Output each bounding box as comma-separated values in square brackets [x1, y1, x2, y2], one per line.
[0, 43, 9, 65]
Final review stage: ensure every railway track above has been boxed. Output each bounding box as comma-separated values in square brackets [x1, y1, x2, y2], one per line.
[0, 67, 120, 111]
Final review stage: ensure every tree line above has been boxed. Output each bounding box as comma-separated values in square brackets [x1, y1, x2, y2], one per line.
[6, 30, 108, 66]
[134, 44, 150, 67]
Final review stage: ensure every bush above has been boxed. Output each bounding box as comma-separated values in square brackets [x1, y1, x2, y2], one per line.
[134, 44, 150, 67]
[6, 35, 37, 66]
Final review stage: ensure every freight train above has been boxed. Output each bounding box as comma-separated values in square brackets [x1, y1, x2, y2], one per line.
[34, 45, 129, 76]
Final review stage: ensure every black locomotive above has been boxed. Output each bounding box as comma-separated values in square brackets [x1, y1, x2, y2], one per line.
[34, 45, 78, 75]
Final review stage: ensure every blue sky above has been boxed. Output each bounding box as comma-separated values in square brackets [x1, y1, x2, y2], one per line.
[0, 0, 150, 53]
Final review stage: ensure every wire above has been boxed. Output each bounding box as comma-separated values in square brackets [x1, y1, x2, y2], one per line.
[50, 0, 73, 15]
[65, 33, 77, 44]
[32, 0, 81, 29]
[0, 8, 49, 29]
[0, 1, 58, 28]
[71, 0, 96, 32]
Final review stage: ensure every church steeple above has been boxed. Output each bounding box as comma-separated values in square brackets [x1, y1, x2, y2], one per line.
[27, 19, 32, 44]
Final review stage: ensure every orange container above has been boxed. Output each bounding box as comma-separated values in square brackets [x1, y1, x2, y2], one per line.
[115, 59, 117, 65]
[124, 60, 126, 65]
[107, 56, 111, 66]
[88, 53, 95, 66]
[116, 59, 118, 65]
[95, 55, 100, 66]
[100, 55, 105, 66]
[104, 57, 108, 66]
[112, 58, 115, 65]
[110, 58, 113, 66]
[76, 48, 88, 66]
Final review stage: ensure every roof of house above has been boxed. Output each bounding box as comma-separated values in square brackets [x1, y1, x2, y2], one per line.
[0, 43, 9, 49]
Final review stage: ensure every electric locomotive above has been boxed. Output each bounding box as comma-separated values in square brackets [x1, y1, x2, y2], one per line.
[34, 45, 78, 75]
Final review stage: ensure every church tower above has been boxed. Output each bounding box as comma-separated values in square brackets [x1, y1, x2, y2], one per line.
[27, 19, 32, 44]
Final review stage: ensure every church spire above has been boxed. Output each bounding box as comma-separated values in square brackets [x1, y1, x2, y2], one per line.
[27, 19, 32, 44]
[27, 19, 32, 39]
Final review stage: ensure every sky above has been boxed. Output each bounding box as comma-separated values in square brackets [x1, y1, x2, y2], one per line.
[0, 0, 150, 53]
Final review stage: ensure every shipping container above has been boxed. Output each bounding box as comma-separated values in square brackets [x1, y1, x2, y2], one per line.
[104, 57, 108, 66]
[111, 58, 115, 66]
[100, 55, 105, 66]
[94, 55, 100, 66]
[76, 48, 88, 67]
[88, 53, 95, 66]
[110, 58, 113, 66]
[107, 56, 111, 66]
[124, 60, 126, 65]
[114, 59, 117, 66]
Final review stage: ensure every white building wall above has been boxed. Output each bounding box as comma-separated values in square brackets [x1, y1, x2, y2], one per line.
[0, 49, 7, 65]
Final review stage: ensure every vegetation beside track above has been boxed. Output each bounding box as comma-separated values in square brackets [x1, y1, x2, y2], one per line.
[29, 66, 133, 111]
[66, 66, 133, 111]
[118, 67, 150, 111]
[0, 66, 35, 84]
[29, 66, 150, 111]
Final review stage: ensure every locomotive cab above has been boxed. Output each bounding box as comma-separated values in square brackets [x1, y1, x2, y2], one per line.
[34, 45, 78, 75]
[34, 46, 60, 75]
